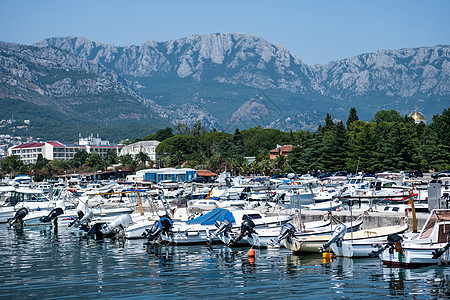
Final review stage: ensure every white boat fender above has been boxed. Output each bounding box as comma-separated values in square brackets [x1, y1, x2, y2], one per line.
[320, 224, 347, 252]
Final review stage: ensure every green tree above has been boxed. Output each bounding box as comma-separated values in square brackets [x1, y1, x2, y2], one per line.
[86, 152, 104, 170]
[105, 149, 118, 166]
[346, 121, 377, 173]
[136, 151, 150, 167]
[372, 109, 402, 123]
[120, 154, 134, 167]
[346, 107, 359, 128]
[273, 154, 287, 171]
[33, 154, 49, 171]
[233, 128, 244, 153]
[431, 109, 450, 148]
[156, 135, 197, 158]
[72, 149, 89, 167]
[323, 113, 335, 132]
[154, 127, 174, 141]
[175, 123, 191, 135]
[191, 120, 207, 137]
[0, 155, 26, 176]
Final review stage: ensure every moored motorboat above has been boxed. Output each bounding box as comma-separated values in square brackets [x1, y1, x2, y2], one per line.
[282, 219, 407, 253]
[377, 209, 450, 267]
[320, 223, 409, 257]
[145, 207, 292, 245]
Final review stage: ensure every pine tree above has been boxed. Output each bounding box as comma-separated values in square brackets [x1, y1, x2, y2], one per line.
[346, 107, 359, 128]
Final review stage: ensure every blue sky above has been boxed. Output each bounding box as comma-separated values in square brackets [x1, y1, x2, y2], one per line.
[1, 0, 448, 65]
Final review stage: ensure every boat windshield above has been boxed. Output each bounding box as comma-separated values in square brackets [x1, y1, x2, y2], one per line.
[420, 210, 450, 239]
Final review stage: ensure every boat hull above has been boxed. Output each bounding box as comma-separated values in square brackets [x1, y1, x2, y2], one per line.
[380, 244, 450, 267]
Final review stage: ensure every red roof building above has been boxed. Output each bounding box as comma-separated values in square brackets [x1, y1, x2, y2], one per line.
[9, 138, 121, 165]
[269, 145, 293, 160]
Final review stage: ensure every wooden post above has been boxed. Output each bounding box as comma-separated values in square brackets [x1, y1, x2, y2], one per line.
[409, 185, 417, 233]
[136, 182, 144, 216]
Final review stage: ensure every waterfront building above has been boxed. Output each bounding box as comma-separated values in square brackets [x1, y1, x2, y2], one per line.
[8, 135, 121, 164]
[269, 144, 293, 160]
[120, 140, 160, 161]
[409, 106, 427, 124]
[142, 168, 197, 183]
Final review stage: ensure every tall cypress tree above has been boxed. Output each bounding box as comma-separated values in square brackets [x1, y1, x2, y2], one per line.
[346, 107, 359, 128]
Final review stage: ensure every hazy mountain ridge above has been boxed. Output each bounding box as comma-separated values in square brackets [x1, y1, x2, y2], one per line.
[36, 33, 313, 93]
[310, 45, 450, 98]
[0, 34, 449, 141]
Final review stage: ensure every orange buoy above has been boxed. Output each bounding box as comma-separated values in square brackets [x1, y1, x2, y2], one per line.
[247, 247, 255, 257]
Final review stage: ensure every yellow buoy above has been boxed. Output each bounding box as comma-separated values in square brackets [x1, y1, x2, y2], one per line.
[322, 252, 333, 263]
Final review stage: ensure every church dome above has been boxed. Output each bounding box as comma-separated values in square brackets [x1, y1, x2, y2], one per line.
[409, 106, 427, 124]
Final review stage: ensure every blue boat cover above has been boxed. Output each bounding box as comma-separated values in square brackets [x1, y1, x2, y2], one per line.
[186, 208, 235, 225]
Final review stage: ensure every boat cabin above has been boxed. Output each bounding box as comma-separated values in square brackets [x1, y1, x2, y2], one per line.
[418, 210, 450, 243]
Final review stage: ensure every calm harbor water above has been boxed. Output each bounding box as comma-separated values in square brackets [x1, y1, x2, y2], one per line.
[1, 225, 450, 299]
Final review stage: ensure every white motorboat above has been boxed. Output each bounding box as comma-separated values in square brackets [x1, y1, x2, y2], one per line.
[217, 219, 332, 248]
[301, 200, 342, 211]
[147, 208, 292, 245]
[0, 187, 56, 223]
[378, 209, 450, 267]
[321, 223, 409, 257]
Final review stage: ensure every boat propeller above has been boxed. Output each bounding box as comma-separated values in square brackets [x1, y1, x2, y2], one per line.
[7, 207, 29, 228]
[269, 223, 296, 248]
[228, 218, 256, 246]
[39, 207, 64, 223]
[207, 219, 232, 246]
[319, 224, 347, 252]
[143, 215, 173, 242]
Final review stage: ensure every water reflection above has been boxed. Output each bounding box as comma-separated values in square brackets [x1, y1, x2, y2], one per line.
[2, 225, 450, 299]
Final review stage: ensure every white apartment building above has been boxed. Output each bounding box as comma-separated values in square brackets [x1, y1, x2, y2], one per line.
[120, 140, 160, 161]
[8, 135, 121, 164]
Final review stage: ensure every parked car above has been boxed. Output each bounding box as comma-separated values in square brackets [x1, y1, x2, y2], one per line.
[332, 171, 348, 177]
[431, 170, 450, 179]
[317, 172, 332, 179]
[403, 170, 423, 178]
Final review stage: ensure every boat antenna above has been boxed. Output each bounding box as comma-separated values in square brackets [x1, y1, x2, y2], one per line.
[355, 157, 360, 174]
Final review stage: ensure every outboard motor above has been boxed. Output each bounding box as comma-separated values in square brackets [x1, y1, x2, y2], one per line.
[69, 210, 94, 228]
[7, 207, 29, 228]
[68, 210, 85, 227]
[269, 223, 296, 247]
[144, 215, 173, 242]
[228, 219, 256, 246]
[40, 207, 64, 223]
[207, 219, 232, 245]
[319, 224, 347, 252]
[100, 214, 133, 237]
[370, 233, 403, 257]
[432, 242, 450, 259]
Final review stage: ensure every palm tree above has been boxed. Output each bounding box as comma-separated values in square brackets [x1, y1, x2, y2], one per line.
[273, 155, 286, 171]
[136, 151, 150, 167]
[120, 154, 134, 167]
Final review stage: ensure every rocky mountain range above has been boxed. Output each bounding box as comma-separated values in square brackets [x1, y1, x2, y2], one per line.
[0, 33, 448, 141]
